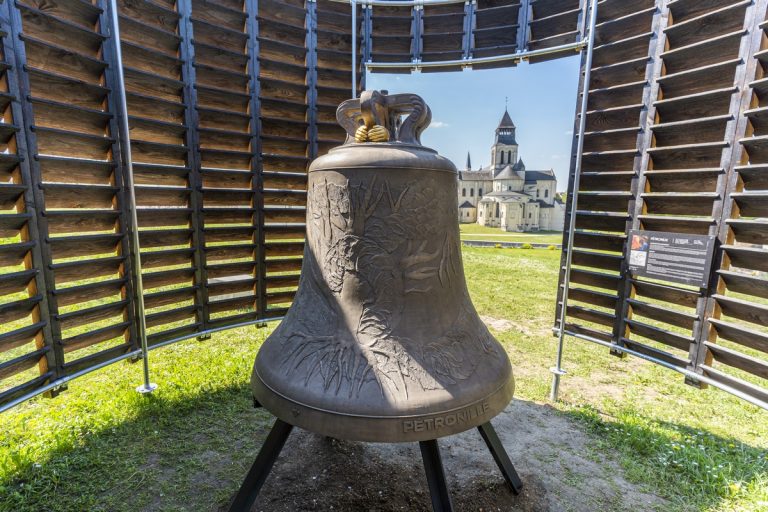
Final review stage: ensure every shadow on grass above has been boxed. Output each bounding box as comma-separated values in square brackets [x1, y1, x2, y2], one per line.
[2, 386, 766, 512]
[1, 382, 274, 512]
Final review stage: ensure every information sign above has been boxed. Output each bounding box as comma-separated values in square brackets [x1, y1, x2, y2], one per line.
[628, 230, 716, 287]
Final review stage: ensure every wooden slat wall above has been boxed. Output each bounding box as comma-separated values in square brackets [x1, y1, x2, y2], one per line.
[697, 0, 768, 403]
[7, 0, 140, 383]
[1, 0, 764, 410]
[0, 0, 57, 405]
[558, 0, 768, 404]
[119, 0, 202, 346]
[258, 0, 309, 318]
[557, 0, 657, 348]
[364, 0, 587, 72]
[0, 0, 351, 409]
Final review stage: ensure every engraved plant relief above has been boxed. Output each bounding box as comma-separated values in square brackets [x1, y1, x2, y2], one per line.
[280, 177, 498, 400]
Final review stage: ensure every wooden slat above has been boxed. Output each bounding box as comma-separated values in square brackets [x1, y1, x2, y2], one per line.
[626, 319, 693, 351]
[706, 341, 768, 379]
[709, 318, 768, 354]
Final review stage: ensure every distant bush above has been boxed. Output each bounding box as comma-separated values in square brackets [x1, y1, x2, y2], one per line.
[521, 243, 533, 250]
[548, 245, 557, 250]
[495, 243, 502, 249]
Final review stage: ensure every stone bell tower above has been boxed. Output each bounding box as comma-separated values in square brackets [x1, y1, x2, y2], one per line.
[491, 108, 518, 175]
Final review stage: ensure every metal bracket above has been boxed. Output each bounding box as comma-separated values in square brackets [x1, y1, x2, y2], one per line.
[136, 382, 158, 394]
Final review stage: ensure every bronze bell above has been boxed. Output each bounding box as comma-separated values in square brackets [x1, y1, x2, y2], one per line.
[251, 91, 515, 443]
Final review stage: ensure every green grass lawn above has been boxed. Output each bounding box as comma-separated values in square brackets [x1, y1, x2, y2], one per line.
[459, 223, 563, 244]
[1, 248, 766, 511]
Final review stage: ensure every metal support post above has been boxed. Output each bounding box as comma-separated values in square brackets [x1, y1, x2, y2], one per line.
[550, 0, 598, 402]
[419, 439, 454, 512]
[477, 421, 523, 495]
[228, 420, 294, 511]
[107, 0, 156, 395]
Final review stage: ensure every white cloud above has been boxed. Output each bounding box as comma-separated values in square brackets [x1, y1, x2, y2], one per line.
[564, 130, 573, 136]
[431, 121, 450, 128]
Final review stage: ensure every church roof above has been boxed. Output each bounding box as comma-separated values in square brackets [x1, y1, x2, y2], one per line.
[494, 165, 522, 180]
[524, 170, 556, 182]
[482, 190, 534, 202]
[459, 170, 493, 181]
[459, 200, 475, 209]
[536, 200, 555, 208]
[498, 109, 515, 129]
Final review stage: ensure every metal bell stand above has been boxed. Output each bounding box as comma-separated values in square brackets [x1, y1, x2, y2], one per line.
[228, 417, 522, 512]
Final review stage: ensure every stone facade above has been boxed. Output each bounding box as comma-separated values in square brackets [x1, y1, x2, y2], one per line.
[457, 109, 565, 232]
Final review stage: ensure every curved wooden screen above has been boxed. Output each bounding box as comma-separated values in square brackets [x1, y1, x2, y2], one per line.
[1, 0, 141, 400]
[2, 0, 766, 411]
[557, 0, 768, 406]
[0, 0, 362, 409]
[363, 0, 586, 72]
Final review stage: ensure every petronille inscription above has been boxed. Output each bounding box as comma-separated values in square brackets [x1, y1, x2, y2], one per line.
[403, 402, 491, 433]
[251, 90, 515, 443]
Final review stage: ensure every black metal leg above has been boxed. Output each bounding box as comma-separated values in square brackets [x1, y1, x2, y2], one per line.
[228, 419, 294, 512]
[419, 439, 454, 512]
[477, 421, 523, 495]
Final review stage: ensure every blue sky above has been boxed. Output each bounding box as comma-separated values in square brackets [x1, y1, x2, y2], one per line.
[366, 55, 581, 190]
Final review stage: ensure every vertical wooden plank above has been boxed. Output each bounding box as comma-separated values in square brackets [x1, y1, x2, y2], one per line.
[0, 0, 58, 392]
[363, 3, 372, 67]
[178, 0, 210, 331]
[411, 3, 422, 65]
[555, 47, 588, 326]
[307, 0, 319, 161]
[462, 0, 474, 60]
[246, 0, 266, 318]
[98, 0, 139, 352]
[613, 0, 669, 355]
[5, 2, 68, 380]
[516, 0, 530, 53]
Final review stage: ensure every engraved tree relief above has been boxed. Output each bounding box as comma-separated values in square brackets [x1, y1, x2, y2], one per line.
[280, 176, 497, 401]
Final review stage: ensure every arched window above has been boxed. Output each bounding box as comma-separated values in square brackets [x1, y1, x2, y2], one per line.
[462, 188, 466, 197]
[508, 150, 511, 162]
[479, 188, 483, 196]
[536, 189, 540, 198]
[495, 203, 499, 217]
[470, 188, 474, 197]
[545, 189, 549, 198]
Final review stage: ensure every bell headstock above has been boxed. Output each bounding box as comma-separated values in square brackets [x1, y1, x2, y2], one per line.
[336, 90, 432, 146]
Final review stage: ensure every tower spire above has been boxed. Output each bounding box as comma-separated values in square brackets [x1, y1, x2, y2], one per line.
[466, 151, 471, 170]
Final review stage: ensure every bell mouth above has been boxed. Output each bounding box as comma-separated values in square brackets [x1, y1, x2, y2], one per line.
[252, 366, 515, 443]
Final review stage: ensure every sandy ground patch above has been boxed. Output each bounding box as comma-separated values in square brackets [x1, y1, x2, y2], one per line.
[227, 400, 666, 512]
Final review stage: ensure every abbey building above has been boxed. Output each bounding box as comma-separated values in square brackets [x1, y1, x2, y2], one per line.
[457, 109, 565, 232]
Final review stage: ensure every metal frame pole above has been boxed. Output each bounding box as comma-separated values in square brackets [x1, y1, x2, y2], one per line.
[351, 0, 358, 97]
[550, 0, 598, 402]
[106, 0, 156, 395]
[563, 329, 768, 411]
[0, 315, 285, 414]
[365, 39, 586, 71]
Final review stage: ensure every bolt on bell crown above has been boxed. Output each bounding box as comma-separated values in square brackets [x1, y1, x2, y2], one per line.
[251, 90, 515, 442]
